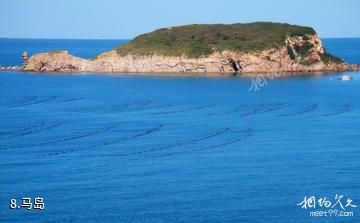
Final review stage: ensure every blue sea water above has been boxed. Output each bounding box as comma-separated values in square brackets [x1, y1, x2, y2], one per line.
[322, 38, 360, 65]
[0, 39, 129, 66]
[0, 39, 360, 223]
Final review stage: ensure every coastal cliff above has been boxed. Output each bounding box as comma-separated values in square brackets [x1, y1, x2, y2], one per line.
[17, 22, 360, 74]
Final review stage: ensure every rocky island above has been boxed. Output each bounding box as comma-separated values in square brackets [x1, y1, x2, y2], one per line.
[4, 22, 360, 74]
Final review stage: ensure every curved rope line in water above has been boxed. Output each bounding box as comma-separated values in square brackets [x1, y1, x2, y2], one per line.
[0, 123, 121, 151]
[308, 104, 352, 118]
[279, 104, 318, 117]
[151, 104, 215, 115]
[209, 104, 247, 116]
[0, 122, 46, 137]
[8, 96, 57, 108]
[323, 104, 352, 117]
[60, 101, 153, 114]
[240, 104, 288, 117]
[1, 96, 38, 107]
[6, 122, 63, 139]
[45, 124, 164, 156]
[95, 103, 178, 115]
[145, 128, 253, 159]
[54, 97, 82, 104]
[115, 128, 230, 157]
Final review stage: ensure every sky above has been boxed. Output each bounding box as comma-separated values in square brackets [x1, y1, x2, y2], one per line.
[0, 0, 359, 39]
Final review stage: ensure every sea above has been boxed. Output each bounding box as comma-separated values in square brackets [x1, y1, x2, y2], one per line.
[0, 38, 359, 223]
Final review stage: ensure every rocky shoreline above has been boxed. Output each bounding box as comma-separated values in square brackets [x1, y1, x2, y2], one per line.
[1, 25, 360, 75]
[0, 65, 22, 71]
[1, 64, 359, 75]
[1, 63, 359, 75]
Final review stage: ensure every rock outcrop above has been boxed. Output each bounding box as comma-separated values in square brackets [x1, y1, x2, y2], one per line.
[0, 65, 22, 71]
[22, 51, 28, 66]
[16, 23, 360, 74]
[22, 36, 354, 74]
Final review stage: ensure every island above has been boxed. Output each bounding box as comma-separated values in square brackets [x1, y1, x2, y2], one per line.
[3, 22, 360, 74]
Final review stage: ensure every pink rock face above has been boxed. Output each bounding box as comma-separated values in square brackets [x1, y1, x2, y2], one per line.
[23, 35, 353, 75]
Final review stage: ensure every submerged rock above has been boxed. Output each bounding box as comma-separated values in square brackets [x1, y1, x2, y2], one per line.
[0, 65, 22, 71]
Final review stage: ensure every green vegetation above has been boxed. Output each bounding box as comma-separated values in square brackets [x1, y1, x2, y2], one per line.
[294, 41, 314, 58]
[290, 41, 315, 65]
[286, 40, 343, 65]
[48, 50, 65, 56]
[320, 49, 344, 64]
[116, 22, 316, 58]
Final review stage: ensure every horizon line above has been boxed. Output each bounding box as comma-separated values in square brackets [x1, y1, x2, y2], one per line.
[2, 37, 360, 40]
[0, 37, 132, 40]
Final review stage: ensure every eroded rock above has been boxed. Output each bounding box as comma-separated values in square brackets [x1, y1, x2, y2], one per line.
[21, 35, 354, 74]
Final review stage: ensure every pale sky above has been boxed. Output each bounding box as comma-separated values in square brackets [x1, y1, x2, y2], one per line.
[0, 0, 359, 39]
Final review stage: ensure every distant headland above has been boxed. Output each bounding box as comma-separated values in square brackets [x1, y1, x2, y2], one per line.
[1, 22, 359, 74]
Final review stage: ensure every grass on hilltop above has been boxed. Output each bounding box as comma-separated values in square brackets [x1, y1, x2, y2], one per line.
[114, 22, 344, 64]
[116, 22, 317, 58]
